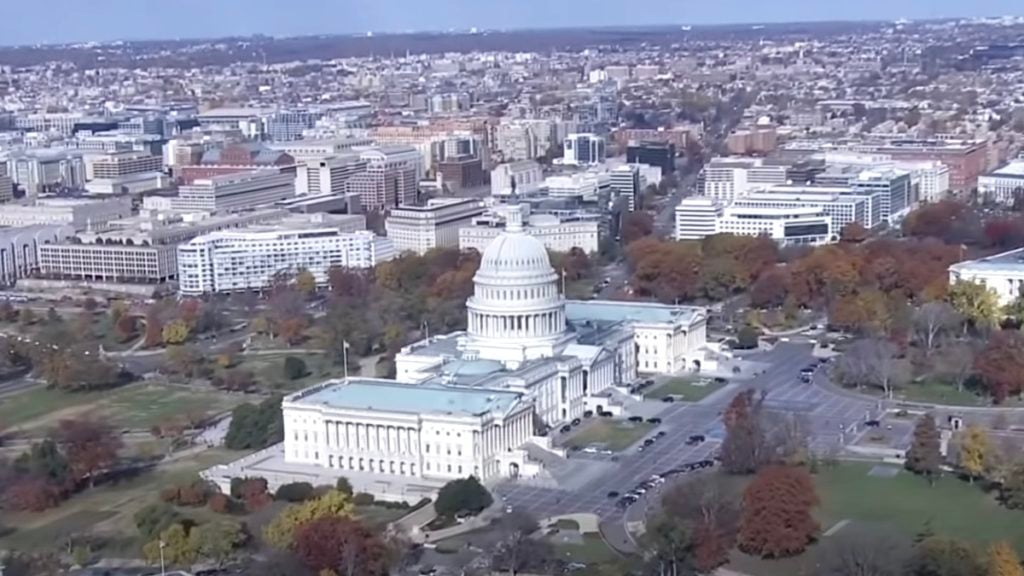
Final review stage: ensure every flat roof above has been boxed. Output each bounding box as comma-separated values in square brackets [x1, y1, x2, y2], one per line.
[990, 161, 1024, 178]
[565, 299, 702, 326]
[291, 378, 521, 417]
[950, 247, 1024, 273]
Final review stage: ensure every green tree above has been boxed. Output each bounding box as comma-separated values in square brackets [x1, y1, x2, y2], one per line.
[735, 325, 761, 350]
[283, 356, 308, 380]
[263, 489, 354, 549]
[948, 280, 1000, 331]
[225, 396, 283, 450]
[335, 476, 354, 496]
[133, 502, 181, 540]
[162, 319, 191, 345]
[295, 269, 317, 297]
[999, 462, 1024, 509]
[905, 414, 942, 485]
[143, 523, 197, 567]
[906, 537, 984, 576]
[189, 520, 248, 568]
[434, 476, 493, 518]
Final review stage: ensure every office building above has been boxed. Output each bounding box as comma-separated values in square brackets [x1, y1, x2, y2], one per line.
[386, 198, 485, 255]
[726, 126, 778, 156]
[6, 150, 87, 197]
[543, 172, 608, 201]
[949, 247, 1024, 306]
[38, 243, 179, 284]
[979, 160, 1024, 206]
[674, 197, 722, 240]
[345, 147, 420, 211]
[295, 154, 368, 196]
[610, 165, 646, 211]
[437, 155, 485, 191]
[627, 141, 676, 175]
[460, 205, 600, 254]
[173, 170, 296, 213]
[264, 109, 325, 142]
[491, 161, 543, 197]
[268, 138, 375, 162]
[0, 225, 76, 286]
[850, 169, 912, 224]
[178, 142, 296, 185]
[0, 174, 13, 204]
[699, 157, 787, 202]
[562, 134, 606, 166]
[88, 152, 164, 180]
[675, 197, 833, 246]
[178, 227, 394, 295]
[0, 197, 133, 230]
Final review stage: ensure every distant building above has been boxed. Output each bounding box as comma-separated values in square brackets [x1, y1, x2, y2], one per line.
[675, 196, 834, 246]
[491, 161, 543, 197]
[674, 197, 722, 240]
[0, 224, 76, 286]
[345, 147, 420, 211]
[0, 197, 133, 230]
[979, 160, 1024, 205]
[562, 133, 606, 167]
[6, 150, 87, 197]
[178, 142, 296, 185]
[726, 126, 778, 156]
[610, 165, 645, 212]
[173, 170, 296, 213]
[437, 155, 485, 191]
[627, 141, 676, 175]
[460, 205, 600, 254]
[295, 153, 368, 196]
[178, 227, 394, 295]
[699, 157, 787, 202]
[385, 198, 485, 255]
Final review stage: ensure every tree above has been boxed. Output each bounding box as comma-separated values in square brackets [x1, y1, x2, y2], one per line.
[735, 325, 761, 350]
[283, 356, 309, 380]
[621, 211, 654, 245]
[164, 344, 207, 380]
[840, 221, 870, 243]
[114, 314, 138, 343]
[293, 516, 388, 576]
[905, 414, 942, 484]
[434, 476, 493, 518]
[190, 520, 248, 568]
[335, 477, 353, 496]
[750, 268, 789, 309]
[999, 462, 1024, 509]
[275, 482, 316, 502]
[987, 541, 1024, 576]
[833, 338, 909, 399]
[948, 281, 1000, 331]
[162, 319, 191, 345]
[235, 477, 271, 511]
[720, 390, 768, 474]
[647, 475, 739, 574]
[225, 397, 283, 450]
[957, 425, 992, 483]
[937, 341, 978, 394]
[295, 269, 318, 296]
[489, 511, 553, 576]
[975, 330, 1024, 403]
[143, 523, 197, 567]
[14, 438, 70, 487]
[143, 311, 163, 348]
[914, 301, 961, 353]
[738, 465, 819, 558]
[821, 526, 912, 576]
[52, 418, 122, 486]
[263, 489, 354, 549]
[906, 537, 985, 576]
[2, 477, 63, 511]
[134, 503, 182, 540]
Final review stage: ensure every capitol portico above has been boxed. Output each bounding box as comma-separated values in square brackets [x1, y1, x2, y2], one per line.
[205, 205, 712, 497]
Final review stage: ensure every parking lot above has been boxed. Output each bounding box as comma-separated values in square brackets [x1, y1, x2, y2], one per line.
[495, 342, 880, 521]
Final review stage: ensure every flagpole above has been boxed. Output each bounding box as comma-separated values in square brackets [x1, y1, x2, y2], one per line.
[342, 340, 349, 380]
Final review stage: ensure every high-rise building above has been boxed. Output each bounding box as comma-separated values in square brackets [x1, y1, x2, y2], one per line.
[674, 197, 722, 240]
[345, 147, 420, 211]
[295, 153, 368, 196]
[699, 158, 787, 202]
[850, 169, 912, 224]
[385, 198, 485, 255]
[437, 155, 485, 191]
[610, 165, 646, 212]
[627, 141, 676, 175]
[89, 152, 164, 180]
[562, 133, 606, 166]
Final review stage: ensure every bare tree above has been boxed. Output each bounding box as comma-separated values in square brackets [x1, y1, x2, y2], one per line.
[936, 340, 978, 393]
[489, 511, 552, 576]
[912, 301, 961, 354]
[834, 338, 909, 399]
[821, 525, 912, 576]
[765, 413, 811, 465]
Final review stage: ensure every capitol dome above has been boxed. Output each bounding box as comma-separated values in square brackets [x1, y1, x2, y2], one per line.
[465, 207, 567, 349]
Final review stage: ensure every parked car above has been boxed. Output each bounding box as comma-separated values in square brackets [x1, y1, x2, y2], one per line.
[686, 434, 706, 445]
[661, 396, 676, 403]
[656, 431, 667, 438]
[599, 411, 614, 418]
[571, 418, 582, 426]
[560, 425, 572, 433]
[713, 377, 728, 384]
[583, 410, 594, 418]
[643, 438, 655, 446]
[864, 419, 881, 428]
[647, 417, 662, 424]
[628, 416, 644, 423]
[606, 491, 620, 499]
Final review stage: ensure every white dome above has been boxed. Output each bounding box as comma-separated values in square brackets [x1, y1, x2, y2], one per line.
[478, 232, 553, 277]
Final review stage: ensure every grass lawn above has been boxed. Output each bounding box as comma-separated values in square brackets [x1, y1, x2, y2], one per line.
[237, 352, 343, 392]
[563, 420, 654, 452]
[0, 448, 244, 554]
[648, 377, 726, 401]
[894, 379, 990, 407]
[0, 383, 248, 433]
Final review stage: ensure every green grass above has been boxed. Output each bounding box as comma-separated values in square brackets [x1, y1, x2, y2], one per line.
[0, 383, 248, 433]
[236, 352, 342, 392]
[648, 377, 726, 401]
[563, 420, 654, 451]
[894, 379, 989, 407]
[551, 533, 621, 565]
[0, 448, 243, 553]
[816, 463, 1024, 549]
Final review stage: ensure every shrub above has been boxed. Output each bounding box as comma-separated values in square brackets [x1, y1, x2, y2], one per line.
[275, 482, 315, 503]
[207, 493, 234, 514]
[283, 356, 308, 380]
[335, 476, 353, 496]
[352, 492, 375, 506]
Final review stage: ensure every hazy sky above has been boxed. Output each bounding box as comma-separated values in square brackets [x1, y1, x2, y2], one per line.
[1, 0, 1022, 45]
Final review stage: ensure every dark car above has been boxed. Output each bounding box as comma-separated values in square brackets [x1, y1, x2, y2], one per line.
[864, 419, 881, 428]
[607, 491, 620, 499]
[713, 377, 728, 384]
[571, 418, 582, 426]
[560, 424, 572, 433]
[661, 396, 676, 403]
[686, 434, 706, 445]
[599, 411, 614, 418]
[647, 417, 662, 424]
[628, 416, 644, 423]
[643, 438, 656, 446]
[583, 410, 594, 418]
[656, 431, 667, 438]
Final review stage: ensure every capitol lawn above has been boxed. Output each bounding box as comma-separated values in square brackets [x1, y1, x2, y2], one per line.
[647, 376, 726, 401]
[564, 419, 654, 452]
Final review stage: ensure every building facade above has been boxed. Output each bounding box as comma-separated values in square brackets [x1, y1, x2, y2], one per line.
[979, 160, 1024, 206]
[173, 170, 296, 213]
[948, 248, 1024, 306]
[562, 133, 606, 167]
[385, 198, 485, 255]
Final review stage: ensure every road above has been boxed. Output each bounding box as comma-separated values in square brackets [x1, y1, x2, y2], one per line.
[494, 342, 874, 523]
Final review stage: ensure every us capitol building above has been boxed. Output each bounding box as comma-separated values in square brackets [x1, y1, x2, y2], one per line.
[205, 209, 711, 499]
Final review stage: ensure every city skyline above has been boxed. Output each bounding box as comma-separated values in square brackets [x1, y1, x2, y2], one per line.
[1, 0, 1022, 46]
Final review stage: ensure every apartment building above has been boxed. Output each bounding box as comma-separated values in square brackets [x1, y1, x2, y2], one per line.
[385, 198, 485, 255]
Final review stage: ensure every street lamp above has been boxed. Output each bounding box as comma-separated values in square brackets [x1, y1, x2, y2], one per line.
[159, 539, 166, 576]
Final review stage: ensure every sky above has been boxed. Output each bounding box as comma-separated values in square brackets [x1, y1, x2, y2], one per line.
[1, 0, 1022, 46]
